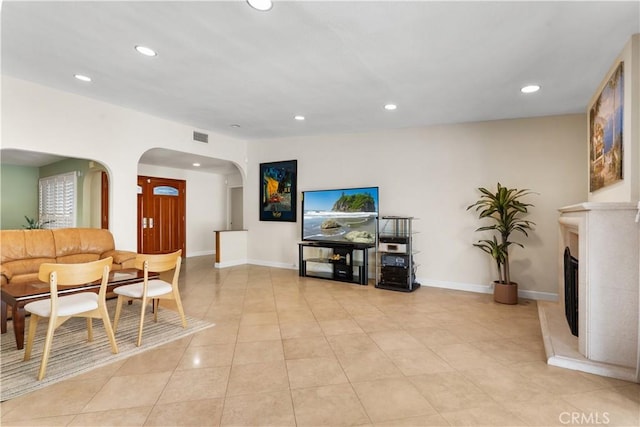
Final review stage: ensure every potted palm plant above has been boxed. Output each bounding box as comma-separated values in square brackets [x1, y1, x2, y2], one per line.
[467, 183, 535, 304]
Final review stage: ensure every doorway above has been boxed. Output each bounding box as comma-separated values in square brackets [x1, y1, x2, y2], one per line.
[137, 176, 186, 255]
[230, 186, 243, 230]
[101, 171, 109, 229]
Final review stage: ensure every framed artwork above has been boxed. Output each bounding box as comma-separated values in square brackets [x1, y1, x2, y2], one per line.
[260, 159, 297, 222]
[589, 62, 624, 192]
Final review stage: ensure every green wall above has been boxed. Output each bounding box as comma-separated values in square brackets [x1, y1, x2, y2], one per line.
[0, 158, 93, 230]
[0, 164, 39, 229]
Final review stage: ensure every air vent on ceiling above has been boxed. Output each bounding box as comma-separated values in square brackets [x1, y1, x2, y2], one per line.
[193, 131, 208, 143]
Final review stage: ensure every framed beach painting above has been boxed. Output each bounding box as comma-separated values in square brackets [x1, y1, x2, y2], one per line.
[259, 159, 297, 222]
[589, 62, 624, 192]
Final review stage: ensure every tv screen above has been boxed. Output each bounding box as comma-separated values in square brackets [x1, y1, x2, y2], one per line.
[302, 187, 378, 245]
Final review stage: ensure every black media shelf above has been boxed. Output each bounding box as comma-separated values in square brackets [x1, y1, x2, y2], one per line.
[298, 242, 373, 285]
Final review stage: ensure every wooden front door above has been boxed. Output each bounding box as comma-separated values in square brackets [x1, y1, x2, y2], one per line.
[137, 176, 186, 255]
[101, 171, 109, 229]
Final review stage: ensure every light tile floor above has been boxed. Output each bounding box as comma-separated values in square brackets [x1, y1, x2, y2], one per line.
[2, 256, 639, 426]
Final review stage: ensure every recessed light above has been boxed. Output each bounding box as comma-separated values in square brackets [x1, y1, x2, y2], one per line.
[521, 85, 540, 94]
[74, 74, 92, 82]
[135, 45, 157, 57]
[230, 124, 241, 128]
[294, 115, 305, 121]
[384, 104, 397, 111]
[193, 163, 201, 167]
[247, 0, 273, 11]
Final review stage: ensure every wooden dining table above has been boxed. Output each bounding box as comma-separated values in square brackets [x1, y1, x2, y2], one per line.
[1, 269, 157, 350]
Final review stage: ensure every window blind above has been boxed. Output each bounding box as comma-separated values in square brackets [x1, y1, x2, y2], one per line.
[39, 171, 77, 229]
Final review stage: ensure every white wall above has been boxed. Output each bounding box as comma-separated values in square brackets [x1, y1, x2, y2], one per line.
[2, 76, 248, 251]
[2, 76, 590, 298]
[138, 164, 233, 256]
[246, 115, 587, 298]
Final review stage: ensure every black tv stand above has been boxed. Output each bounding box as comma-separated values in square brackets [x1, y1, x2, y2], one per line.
[298, 241, 373, 285]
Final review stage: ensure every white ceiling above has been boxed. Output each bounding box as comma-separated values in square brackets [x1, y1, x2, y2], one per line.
[1, 1, 639, 169]
[0, 147, 240, 174]
[0, 149, 67, 167]
[138, 148, 240, 175]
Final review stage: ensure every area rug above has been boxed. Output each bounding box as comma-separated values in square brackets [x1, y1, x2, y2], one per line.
[0, 301, 214, 402]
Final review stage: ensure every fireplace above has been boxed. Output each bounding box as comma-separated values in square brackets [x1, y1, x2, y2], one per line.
[563, 247, 579, 337]
[552, 202, 639, 381]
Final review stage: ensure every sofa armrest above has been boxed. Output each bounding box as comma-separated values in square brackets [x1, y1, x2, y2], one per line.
[1, 265, 13, 285]
[102, 250, 137, 267]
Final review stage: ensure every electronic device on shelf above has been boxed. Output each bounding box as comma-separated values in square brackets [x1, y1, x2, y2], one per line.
[376, 216, 420, 292]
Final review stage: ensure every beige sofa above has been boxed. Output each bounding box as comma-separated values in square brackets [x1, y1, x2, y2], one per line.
[0, 228, 137, 286]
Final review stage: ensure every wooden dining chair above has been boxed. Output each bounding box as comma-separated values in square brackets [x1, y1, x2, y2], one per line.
[23, 257, 119, 380]
[112, 250, 186, 346]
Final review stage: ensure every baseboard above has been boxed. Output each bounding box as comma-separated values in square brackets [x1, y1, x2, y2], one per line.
[421, 279, 492, 295]
[214, 259, 248, 268]
[205, 260, 560, 302]
[211, 258, 297, 270]
[248, 259, 298, 270]
[186, 250, 215, 258]
[420, 278, 558, 301]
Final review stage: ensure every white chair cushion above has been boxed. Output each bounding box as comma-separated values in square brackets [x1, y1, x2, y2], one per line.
[24, 293, 99, 318]
[113, 279, 173, 298]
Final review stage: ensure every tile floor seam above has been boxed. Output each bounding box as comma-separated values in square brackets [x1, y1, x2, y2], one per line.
[208, 296, 237, 426]
[146, 340, 191, 420]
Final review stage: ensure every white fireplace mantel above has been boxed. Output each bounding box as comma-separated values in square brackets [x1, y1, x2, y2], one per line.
[558, 201, 639, 213]
[540, 202, 640, 382]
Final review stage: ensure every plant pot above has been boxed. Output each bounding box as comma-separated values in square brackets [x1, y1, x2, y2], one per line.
[493, 281, 518, 305]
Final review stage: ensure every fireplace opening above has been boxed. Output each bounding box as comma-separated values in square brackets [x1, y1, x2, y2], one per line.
[564, 247, 579, 337]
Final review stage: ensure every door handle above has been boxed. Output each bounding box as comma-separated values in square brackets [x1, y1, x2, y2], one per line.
[143, 217, 147, 229]
[149, 218, 154, 228]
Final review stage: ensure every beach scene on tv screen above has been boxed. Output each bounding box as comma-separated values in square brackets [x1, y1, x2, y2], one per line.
[303, 188, 378, 244]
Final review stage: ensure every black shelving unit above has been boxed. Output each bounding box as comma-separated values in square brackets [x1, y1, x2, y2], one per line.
[298, 242, 372, 285]
[376, 216, 420, 292]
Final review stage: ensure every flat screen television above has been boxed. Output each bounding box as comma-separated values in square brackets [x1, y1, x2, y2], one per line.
[302, 186, 379, 246]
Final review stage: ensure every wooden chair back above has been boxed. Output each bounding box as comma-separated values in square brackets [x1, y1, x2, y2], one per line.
[38, 257, 113, 289]
[38, 257, 113, 307]
[135, 250, 182, 286]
